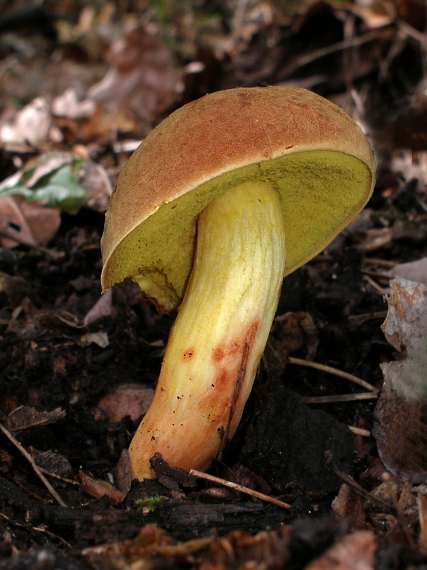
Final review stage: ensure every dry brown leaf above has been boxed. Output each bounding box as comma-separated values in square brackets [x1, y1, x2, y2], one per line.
[83, 288, 113, 325]
[52, 87, 96, 120]
[5, 406, 66, 432]
[77, 157, 113, 212]
[373, 278, 427, 483]
[19, 201, 61, 246]
[389, 257, 427, 287]
[0, 197, 61, 248]
[88, 26, 182, 124]
[374, 379, 427, 484]
[305, 531, 377, 570]
[381, 278, 427, 401]
[332, 484, 367, 531]
[314, 530, 377, 570]
[0, 97, 62, 147]
[78, 331, 109, 348]
[0, 196, 37, 248]
[31, 448, 73, 479]
[79, 470, 126, 504]
[92, 384, 154, 424]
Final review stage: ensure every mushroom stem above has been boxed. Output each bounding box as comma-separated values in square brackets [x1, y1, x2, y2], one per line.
[129, 180, 286, 480]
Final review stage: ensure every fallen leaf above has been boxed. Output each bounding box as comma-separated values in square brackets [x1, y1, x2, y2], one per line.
[0, 97, 62, 147]
[5, 406, 66, 432]
[0, 449, 13, 474]
[332, 484, 367, 531]
[92, 384, 154, 424]
[79, 470, 126, 503]
[0, 152, 86, 214]
[20, 201, 61, 246]
[52, 87, 96, 120]
[32, 449, 73, 478]
[305, 530, 377, 570]
[88, 26, 182, 123]
[0, 150, 112, 216]
[0, 196, 37, 248]
[373, 278, 427, 484]
[0, 272, 33, 307]
[388, 257, 427, 287]
[83, 288, 113, 325]
[78, 331, 109, 348]
[373, 381, 427, 484]
[381, 278, 427, 401]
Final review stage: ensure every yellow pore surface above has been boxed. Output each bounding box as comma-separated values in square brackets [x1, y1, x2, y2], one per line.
[103, 150, 373, 311]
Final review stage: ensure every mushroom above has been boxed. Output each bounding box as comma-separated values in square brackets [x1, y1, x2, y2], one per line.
[101, 86, 376, 481]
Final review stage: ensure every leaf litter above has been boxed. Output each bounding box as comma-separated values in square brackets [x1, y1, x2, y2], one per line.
[1, 0, 427, 568]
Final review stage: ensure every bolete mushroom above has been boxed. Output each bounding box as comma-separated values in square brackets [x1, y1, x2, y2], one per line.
[101, 86, 376, 481]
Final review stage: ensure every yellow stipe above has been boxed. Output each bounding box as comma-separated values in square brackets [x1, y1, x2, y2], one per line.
[128, 180, 286, 480]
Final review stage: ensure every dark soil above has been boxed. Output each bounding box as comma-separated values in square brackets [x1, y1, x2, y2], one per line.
[1, 1, 427, 568]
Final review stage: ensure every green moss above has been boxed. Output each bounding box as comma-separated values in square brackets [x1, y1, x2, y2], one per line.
[135, 495, 164, 514]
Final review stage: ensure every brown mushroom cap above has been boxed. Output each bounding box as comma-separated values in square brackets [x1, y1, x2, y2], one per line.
[101, 86, 375, 310]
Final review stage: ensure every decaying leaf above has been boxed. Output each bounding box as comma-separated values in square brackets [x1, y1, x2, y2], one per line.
[0, 196, 38, 248]
[0, 152, 85, 214]
[0, 150, 112, 216]
[87, 26, 182, 124]
[78, 331, 109, 348]
[79, 469, 126, 504]
[389, 257, 427, 288]
[305, 530, 377, 570]
[332, 484, 367, 531]
[52, 87, 96, 120]
[92, 383, 154, 424]
[5, 406, 66, 432]
[0, 97, 62, 147]
[0, 195, 62, 248]
[32, 449, 73, 479]
[381, 277, 427, 402]
[373, 277, 427, 483]
[83, 288, 113, 325]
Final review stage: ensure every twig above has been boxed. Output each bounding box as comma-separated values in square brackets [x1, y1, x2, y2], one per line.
[362, 269, 391, 281]
[363, 274, 386, 294]
[0, 512, 71, 549]
[300, 393, 378, 404]
[326, 455, 395, 513]
[348, 426, 371, 437]
[348, 311, 387, 327]
[287, 356, 378, 393]
[363, 258, 397, 268]
[37, 467, 79, 486]
[189, 469, 291, 510]
[0, 422, 67, 507]
[296, 30, 388, 68]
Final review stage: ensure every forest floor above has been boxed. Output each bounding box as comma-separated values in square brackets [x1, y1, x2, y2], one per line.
[1, 1, 427, 568]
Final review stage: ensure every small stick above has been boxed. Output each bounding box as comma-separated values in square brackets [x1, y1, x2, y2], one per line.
[0, 512, 72, 549]
[363, 274, 385, 294]
[287, 357, 378, 393]
[0, 422, 66, 507]
[300, 393, 378, 404]
[189, 469, 291, 510]
[326, 456, 395, 513]
[348, 426, 371, 437]
[363, 258, 397, 268]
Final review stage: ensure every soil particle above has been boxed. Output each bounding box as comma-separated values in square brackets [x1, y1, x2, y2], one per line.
[240, 382, 354, 498]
